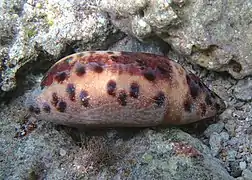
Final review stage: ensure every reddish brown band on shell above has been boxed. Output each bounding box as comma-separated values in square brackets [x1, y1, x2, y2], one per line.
[40, 52, 174, 88]
[41, 60, 73, 88]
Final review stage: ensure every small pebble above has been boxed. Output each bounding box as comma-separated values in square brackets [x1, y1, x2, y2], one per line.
[204, 122, 224, 138]
[220, 131, 230, 141]
[242, 169, 252, 180]
[239, 161, 247, 170]
[209, 132, 222, 157]
[246, 155, 252, 162]
[235, 177, 244, 180]
[59, 148, 67, 156]
[228, 137, 239, 147]
[224, 119, 236, 136]
[229, 161, 242, 178]
[245, 126, 252, 135]
[219, 132, 230, 147]
[236, 153, 243, 160]
[227, 150, 237, 162]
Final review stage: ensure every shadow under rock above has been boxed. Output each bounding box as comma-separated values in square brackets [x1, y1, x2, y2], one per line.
[53, 115, 220, 148]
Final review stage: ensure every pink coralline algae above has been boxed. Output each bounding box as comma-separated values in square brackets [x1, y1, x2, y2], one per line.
[172, 142, 202, 157]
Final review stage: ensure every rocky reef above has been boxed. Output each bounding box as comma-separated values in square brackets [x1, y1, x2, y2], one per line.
[1, 0, 252, 179]
[101, 0, 252, 79]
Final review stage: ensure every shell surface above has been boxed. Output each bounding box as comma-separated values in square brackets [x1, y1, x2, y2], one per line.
[26, 51, 226, 127]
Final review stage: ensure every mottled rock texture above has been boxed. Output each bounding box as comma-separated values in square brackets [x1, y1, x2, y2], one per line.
[1, 0, 252, 179]
[101, 0, 252, 79]
[0, 0, 122, 92]
[0, 35, 234, 179]
[233, 77, 252, 101]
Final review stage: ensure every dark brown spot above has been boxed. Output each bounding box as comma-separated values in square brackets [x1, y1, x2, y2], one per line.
[107, 80, 117, 96]
[186, 75, 200, 99]
[79, 90, 89, 107]
[153, 91, 166, 107]
[42, 103, 51, 113]
[143, 68, 156, 81]
[51, 92, 59, 106]
[184, 99, 192, 112]
[75, 63, 86, 76]
[66, 83, 75, 101]
[34, 107, 40, 114]
[117, 90, 127, 106]
[54, 71, 67, 83]
[56, 101, 67, 112]
[129, 82, 140, 98]
[89, 62, 103, 73]
[28, 105, 34, 112]
[200, 103, 207, 117]
[205, 94, 212, 105]
[107, 51, 114, 54]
